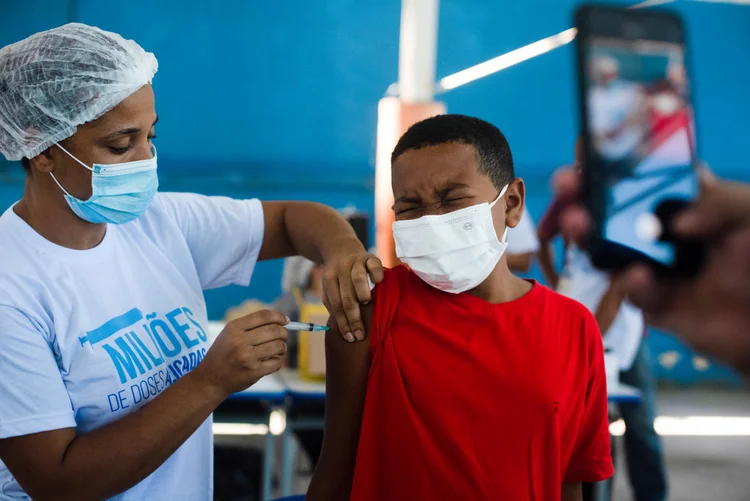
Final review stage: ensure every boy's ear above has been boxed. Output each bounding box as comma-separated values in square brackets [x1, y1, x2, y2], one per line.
[504, 178, 525, 229]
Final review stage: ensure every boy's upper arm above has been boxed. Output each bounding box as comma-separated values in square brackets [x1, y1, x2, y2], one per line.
[307, 306, 372, 501]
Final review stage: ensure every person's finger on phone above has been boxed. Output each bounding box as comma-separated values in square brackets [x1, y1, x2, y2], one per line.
[620, 264, 662, 312]
[675, 178, 750, 237]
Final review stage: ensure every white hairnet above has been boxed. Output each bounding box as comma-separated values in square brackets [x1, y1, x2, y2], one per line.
[281, 256, 316, 293]
[0, 23, 158, 161]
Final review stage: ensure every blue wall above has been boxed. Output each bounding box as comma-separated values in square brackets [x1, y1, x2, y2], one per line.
[1, 0, 747, 383]
[2, 1, 748, 182]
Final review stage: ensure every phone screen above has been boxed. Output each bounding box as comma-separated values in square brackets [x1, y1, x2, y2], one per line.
[585, 37, 697, 265]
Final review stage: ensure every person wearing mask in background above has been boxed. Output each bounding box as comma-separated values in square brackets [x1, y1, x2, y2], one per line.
[276, 256, 326, 368]
[506, 206, 540, 273]
[274, 256, 327, 469]
[589, 55, 648, 185]
[0, 24, 382, 501]
[537, 142, 667, 501]
[554, 165, 750, 380]
[308, 115, 613, 501]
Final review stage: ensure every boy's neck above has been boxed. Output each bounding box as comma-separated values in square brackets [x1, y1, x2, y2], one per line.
[467, 258, 533, 304]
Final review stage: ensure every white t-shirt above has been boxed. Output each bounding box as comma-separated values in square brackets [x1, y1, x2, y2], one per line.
[589, 81, 645, 161]
[506, 207, 540, 254]
[557, 245, 643, 371]
[0, 192, 264, 500]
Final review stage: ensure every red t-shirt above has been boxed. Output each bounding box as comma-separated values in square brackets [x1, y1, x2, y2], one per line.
[351, 266, 613, 501]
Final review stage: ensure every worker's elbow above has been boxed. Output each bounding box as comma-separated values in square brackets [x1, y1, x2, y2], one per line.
[35, 492, 84, 501]
[23, 484, 76, 501]
[13, 474, 58, 501]
[27, 478, 114, 501]
[32, 487, 89, 501]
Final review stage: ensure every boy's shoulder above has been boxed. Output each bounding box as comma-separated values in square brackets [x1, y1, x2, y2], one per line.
[369, 264, 425, 318]
[383, 263, 412, 280]
[377, 264, 416, 294]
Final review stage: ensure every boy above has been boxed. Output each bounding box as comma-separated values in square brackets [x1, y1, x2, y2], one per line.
[308, 115, 613, 501]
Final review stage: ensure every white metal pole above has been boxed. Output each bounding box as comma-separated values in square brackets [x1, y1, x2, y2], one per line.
[398, 0, 440, 103]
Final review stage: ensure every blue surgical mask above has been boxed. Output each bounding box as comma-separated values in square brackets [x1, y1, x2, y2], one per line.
[51, 143, 158, 224]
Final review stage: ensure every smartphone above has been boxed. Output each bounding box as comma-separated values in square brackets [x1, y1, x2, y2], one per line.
[575, 5, 703, 276]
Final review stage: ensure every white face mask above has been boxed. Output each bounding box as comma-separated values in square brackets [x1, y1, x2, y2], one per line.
[393, 184, 510, 294]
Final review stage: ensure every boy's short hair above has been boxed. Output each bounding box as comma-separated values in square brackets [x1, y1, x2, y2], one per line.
[391, 114, 515, 190]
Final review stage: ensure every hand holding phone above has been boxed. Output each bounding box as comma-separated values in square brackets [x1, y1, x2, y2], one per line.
[575, 5, 704, 277]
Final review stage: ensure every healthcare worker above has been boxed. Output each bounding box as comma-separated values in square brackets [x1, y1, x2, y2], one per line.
[0, 24, 382, 500]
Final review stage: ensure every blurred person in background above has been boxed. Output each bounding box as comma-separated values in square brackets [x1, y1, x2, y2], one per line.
[276, 256, 326, 368]
[666, 59, 688, 101]
[0, 24, 382, 501]
[537, 149, 668, 501]
[589, 55, 649, 184]
[648, 59, 687, 113]
[646, 58, 691, 148]
[506, 206, 540, 273]
[554, 165, 750, 380]
[275, 256, 326, 469]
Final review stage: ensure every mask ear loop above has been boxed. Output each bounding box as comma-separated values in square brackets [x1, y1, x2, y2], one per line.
[54, 142, 95, 171]
[49, 142, 94, 198]
[489, 184, 511, 243]
[489, 184, 509, 208]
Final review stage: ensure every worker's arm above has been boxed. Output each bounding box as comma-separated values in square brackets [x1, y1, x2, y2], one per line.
[594, 277, 626, 336]
[260, 201, 383, 339]
[537, 242, 559, 289]
[307, 307, 373, 501]
[0, 373, 222, 501]
[507, 251, 534, 273]
[0, 312, 288, 501]
[562, 482, 583, 501]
